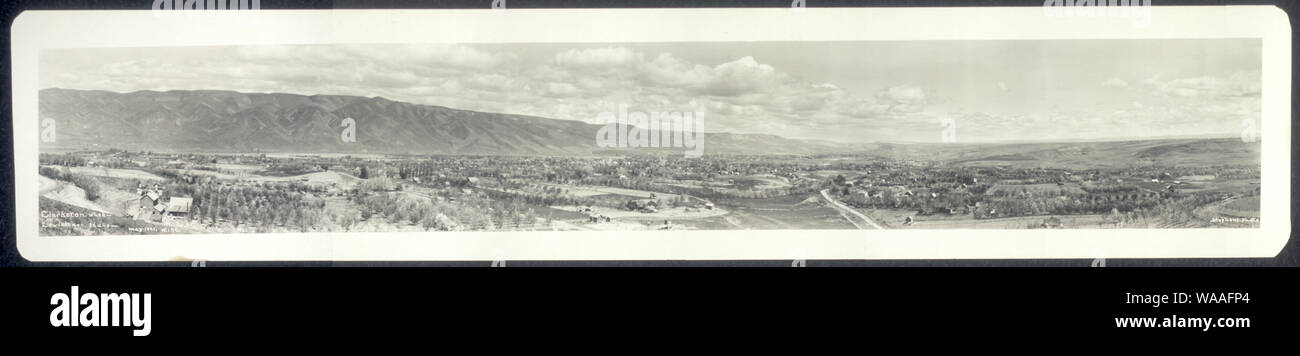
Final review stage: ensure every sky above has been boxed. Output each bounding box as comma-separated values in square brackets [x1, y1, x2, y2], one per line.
[40, 39, 1261, 143]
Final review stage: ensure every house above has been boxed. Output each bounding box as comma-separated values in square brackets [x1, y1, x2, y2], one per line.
[166, 197, 193, 219]
[139, 191, 161, 210]
[148, 205, 166, 222]
[135, 190, 164, 221]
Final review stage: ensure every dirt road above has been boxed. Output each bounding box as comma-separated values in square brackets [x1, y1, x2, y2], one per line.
[819, 189, 884, 230]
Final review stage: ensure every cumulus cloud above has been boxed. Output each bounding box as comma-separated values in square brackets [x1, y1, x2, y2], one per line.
[553, 47, 641, 68]
[1102, 77, 1129, 88]
[1142, 71, 1260, 98]
[35, 45, 951, 141]
[38, 43, 1262, 143]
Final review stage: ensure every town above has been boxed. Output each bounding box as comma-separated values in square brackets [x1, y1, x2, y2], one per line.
[36, 145, 1261, 235]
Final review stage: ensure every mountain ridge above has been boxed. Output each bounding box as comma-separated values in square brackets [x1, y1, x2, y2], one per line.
[39, 88, 852, 156]
[38, 88, 1261, 168]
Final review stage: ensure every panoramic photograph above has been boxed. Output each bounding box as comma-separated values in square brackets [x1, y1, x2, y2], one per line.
[34, 39, 1262, 236]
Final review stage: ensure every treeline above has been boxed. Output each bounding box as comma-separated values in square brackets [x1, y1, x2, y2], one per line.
[167, 181, 329, 232]
[40, 153, 143, 170]
[1148, 193, 1236, 227]
[836, 182, 1165, 218]
[351, 190, 541, 231]
[575, 176, 813, 201]
[40, 154, 89, 167]
[976, 196, 1162, 218]
[256, 162, 326, 177]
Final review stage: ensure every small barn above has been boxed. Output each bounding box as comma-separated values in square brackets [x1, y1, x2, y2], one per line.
[166, 197, 193, 219]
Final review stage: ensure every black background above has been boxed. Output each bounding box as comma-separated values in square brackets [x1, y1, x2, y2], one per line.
[4, 268, 1295, 342]
[0, 0, 1296, 267]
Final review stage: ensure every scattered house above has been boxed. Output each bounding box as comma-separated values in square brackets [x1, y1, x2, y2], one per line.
[148, 205, 166, 222]
[585, 213, 611, 223]
[703, 202, 715, 210]
[166, 197, 193, 220]
[135, 188, 165, 221]
[139, 191, 161, 210]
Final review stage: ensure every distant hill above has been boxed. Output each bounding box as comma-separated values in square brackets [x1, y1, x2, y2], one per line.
[896, 139, 1261, 168]
[38, 88, 1260, 167]
[38, 88, 845, 156]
